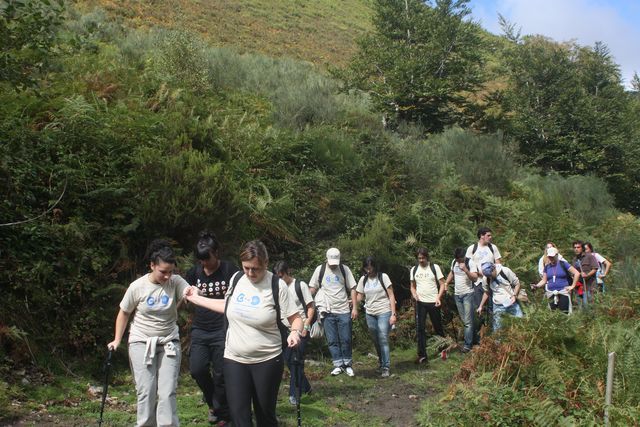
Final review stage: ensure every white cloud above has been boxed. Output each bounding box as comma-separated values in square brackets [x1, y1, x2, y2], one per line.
[471, 0, 640, 87]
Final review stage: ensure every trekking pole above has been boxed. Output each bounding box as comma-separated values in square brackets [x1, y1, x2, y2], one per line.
[292, 346, 302, 427]
[98, 347, 113, 427]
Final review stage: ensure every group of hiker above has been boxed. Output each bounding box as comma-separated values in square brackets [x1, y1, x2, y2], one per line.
[108, 227, 612, 427]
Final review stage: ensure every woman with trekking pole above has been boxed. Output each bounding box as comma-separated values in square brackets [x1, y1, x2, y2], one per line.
[185, 240, 303, 427]
[107, 239, 190, 427]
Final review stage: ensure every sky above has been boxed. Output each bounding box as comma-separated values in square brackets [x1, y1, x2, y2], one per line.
[467, 0, 640, 88]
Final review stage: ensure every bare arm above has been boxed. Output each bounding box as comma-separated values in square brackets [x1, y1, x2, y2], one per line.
[186, 292, 225, 313]
[388, 286, 397, 326]
[410, 280, 418, 301]
[435, 278, 446, 307]
[351, 288, 359, 320]
[533, 272, 548, 289]
[107, 309, 131, 351]
[602, 259, 612, 277]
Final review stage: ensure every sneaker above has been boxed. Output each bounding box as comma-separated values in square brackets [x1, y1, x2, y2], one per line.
[208, 409, 218, 424]
[344, 366, 355, 377]
[461, 347, 471, 353]
[381, 368, 390, 378]
[215, 421, 230, 427]
[415, 356, 428, 365]
[331, 367, 343, 376]
[289, 396, 298, 405]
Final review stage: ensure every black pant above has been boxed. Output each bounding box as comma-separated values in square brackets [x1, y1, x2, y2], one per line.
[416, 301, 444, 358]
[189, 328, 229, 420]
[224, 354, 284, 427]
[548, 294, 570, 314]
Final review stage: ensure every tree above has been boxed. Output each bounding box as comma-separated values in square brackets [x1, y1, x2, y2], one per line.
[339, 0, 485, 132]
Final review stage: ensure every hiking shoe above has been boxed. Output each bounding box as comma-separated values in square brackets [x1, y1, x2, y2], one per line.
[461, 347, 471, 353]
[208, 409, 218, 424]
[415, 356, 428, 364]
[331, 367, 343, 376]
[289, 396, 298, 405]
[381, 368, 390, 378]
[344, 366, 355, 377]
[215, 421, 230, 427]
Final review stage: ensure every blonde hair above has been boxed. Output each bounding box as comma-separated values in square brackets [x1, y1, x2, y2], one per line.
[542, 241, 558, 267]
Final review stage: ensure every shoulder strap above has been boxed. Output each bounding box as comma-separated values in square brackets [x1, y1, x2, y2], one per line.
[451, 259, 456, 272]
[318, 263, 327, 289]
[339, 264, 350, 297]
[472, 243, 478, 255]
[429, 263, 438, 279]
[272, 274, 288, 349]
[488, 243, 494, 255]
[294, 279, 305, 307]
[498, 269, 514, 287]
[411, 264, 419, 279]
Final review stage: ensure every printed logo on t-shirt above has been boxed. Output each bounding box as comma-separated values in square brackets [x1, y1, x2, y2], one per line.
[414, 271, 431, 280]
[364, 278, 381, 291]
[325, 274, 343, 286]
[145, 293, 172, 310]
[235, 293, 261, 307]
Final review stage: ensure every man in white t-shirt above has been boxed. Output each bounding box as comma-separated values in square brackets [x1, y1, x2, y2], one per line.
[308, 248, 358, 377]
[444, 248, 479, 352]
[410, 247, 446, 364]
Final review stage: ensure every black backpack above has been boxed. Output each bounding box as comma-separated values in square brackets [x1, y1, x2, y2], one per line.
[317, 263, 351, 298]
[450, 258, 471, 274]
[293, 279, 318, 324]
[225, 272, 289, 349]
[358, 272, 389, 299]
[411, 263, 439, 281]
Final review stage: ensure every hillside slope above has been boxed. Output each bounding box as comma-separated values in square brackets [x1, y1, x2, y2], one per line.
[78, 0, 373, 66]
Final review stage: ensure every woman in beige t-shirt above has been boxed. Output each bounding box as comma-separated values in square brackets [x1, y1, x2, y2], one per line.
[185, 240, 302, 427]
[356, 256, 397, 378]
[108, 239, 190, 427]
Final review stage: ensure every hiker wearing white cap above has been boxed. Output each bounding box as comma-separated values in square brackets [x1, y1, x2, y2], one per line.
[308, 248, 358, 376]
[537, 241, 566, 277]
[477, 262, 523, 332]
[532, 247, 579, 313]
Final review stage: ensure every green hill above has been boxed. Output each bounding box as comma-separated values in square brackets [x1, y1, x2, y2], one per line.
[78, 0, 373, 66]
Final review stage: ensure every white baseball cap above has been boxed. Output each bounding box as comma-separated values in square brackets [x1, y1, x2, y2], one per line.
[546, 247, 558, 257]
[326, 248, 340, 266]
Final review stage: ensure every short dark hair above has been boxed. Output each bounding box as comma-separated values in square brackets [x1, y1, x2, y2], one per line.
[272, 260, 290, 275]
[584, 242, 594, 252]
[416, 247, 429, 260]
[572, 240, 584, 250]
[195, 231, 220, 260]
[145, 239, 176, 265]
[454, 247, 466, 260]
[477, 227, 492, 239]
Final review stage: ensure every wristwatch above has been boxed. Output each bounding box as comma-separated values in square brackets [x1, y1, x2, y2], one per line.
[303, 324, 311, 331]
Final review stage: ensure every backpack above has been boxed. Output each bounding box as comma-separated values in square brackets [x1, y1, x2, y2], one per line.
[411, 263, 439, 282]
[317, 263, 351, 298]
[225, 272, 289, 349]
[494, 268, 529, 303]
[358, 272, 389, 299]
[450, 258, 471, 273]
[293, 278, 324, 339]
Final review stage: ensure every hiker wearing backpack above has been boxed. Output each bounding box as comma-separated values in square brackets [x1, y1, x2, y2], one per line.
[444, 248, 479, 353]
[356, 256, 397, 378]
[273, 261, 315, 405]
[584, 242, 612, 293]
[531, 246, 579, 313]
[107, 240, 190, 427]
[185, 240, 303, 427]
[308, 247, 358, 377]
[572, 240, 598, 308]
[477, 262, 523, 332]
[465, 227, 502, 310]
[537, 241, 566, 278]
[185, 231, 239, 425]
[410, 247, 446, 364]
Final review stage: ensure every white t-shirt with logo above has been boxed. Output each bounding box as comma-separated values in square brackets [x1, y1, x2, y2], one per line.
[308, 264, 357, 314]
[224, 271, 298, 364]
[356, 273, 393, 316]
[450, 258, 477, 296]
[120, 273, 190, 343]
[411, 264, 444, 303]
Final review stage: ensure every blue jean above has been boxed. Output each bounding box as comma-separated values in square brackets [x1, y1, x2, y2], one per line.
[454, 293, 475, 349]
[365, 311, 391, 369]
[323, 312, 353, 368]
[284, 335, 311, 398]
[492, 302, 523, 331]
